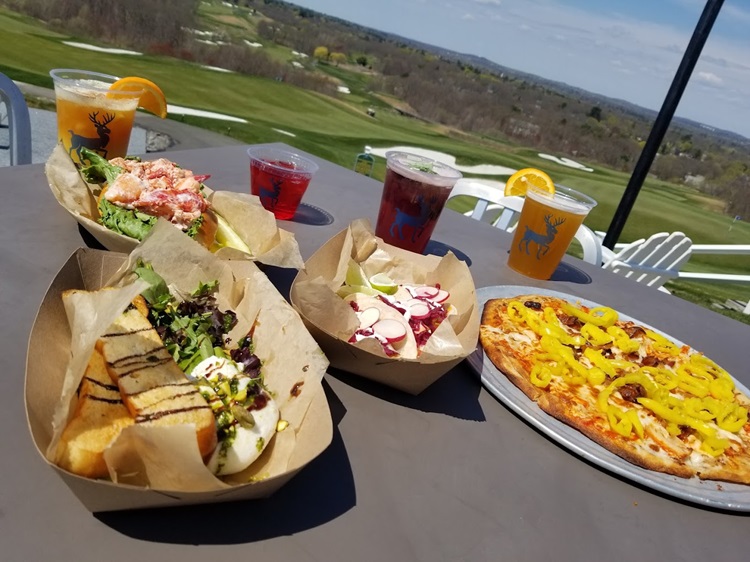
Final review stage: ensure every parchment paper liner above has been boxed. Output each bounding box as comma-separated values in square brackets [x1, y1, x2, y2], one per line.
[25, 221, 331, 511]
[290, 219, 480, 394]
[45, 143, 304, 269]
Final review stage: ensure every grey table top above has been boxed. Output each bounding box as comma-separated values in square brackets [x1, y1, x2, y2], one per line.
[3, 143, 750, 561]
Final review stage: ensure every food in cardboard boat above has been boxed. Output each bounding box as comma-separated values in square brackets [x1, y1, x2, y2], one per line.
[338, 261, 454, 358]
[79, 148, 251, 254]
[55, 263, 278, 479]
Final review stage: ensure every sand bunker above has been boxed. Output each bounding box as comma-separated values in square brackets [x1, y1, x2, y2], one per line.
[63, 41, 141, 56]
[538, 153, 594, 172]
[201, 65, 233, 73]
[368, 146, 516, 176]
[168, 104, 248, 123]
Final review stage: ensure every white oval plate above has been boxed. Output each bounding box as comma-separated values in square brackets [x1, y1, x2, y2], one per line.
[468, 285, 750, 511]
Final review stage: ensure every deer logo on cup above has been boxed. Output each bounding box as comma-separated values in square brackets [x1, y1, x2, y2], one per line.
[519, 214, 566, 259]
[390, 194, 436, 243]
[68, 111, 115, 162]
[258, 177, 283, 209]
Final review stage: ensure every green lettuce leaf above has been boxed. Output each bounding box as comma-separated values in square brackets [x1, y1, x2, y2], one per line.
[98, 197, 156, 241]
[79, 147, 124, 184]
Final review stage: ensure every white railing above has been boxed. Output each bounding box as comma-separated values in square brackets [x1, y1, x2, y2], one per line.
[604, 240, 750, 313]
[676, 245, 750, 314]
[677, 245, 750, 282]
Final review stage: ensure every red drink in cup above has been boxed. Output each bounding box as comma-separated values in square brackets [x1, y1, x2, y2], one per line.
[375, 151, 462, 254]
[247, 147, 319, 220]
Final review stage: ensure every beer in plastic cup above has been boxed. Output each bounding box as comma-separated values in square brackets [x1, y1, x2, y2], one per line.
[375, 151, 462, 254]
[508, 183, 597, 279]
[50, 69, 142, 164]
[247, 146, 319, 220]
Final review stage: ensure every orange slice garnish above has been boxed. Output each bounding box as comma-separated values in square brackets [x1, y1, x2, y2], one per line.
[109, 76, 167, 118]
[504, 168, 555, 197]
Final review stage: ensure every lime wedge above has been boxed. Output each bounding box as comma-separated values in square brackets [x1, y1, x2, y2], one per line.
[215, 213, 252, 254]
[369, 273, 398, 295]
[336, 284, 381, 298]
[345, 259, 371, 288]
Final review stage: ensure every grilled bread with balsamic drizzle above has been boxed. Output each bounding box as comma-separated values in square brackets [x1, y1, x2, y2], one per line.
[95, 298, 217, 459]
[55, 348, 135, 478]
[56, 295, 217, 478]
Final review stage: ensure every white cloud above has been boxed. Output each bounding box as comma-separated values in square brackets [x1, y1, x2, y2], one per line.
[473, 0, 502, 4]
[462, 12, 475, 20]
[695, 71, 723, 86]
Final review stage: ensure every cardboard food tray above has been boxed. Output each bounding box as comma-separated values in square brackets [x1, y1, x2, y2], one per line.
[290, 220, 480, 395]
[44, 143, 304, 269]
[25, 244, 332, 512]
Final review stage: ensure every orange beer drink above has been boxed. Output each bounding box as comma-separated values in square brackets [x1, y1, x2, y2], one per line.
[50, 69, 142, 164]
[508, 183, 596, 279]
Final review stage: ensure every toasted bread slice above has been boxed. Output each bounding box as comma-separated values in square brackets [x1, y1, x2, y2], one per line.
[96, 301, 217, 458]
[55, 348, 134, 478]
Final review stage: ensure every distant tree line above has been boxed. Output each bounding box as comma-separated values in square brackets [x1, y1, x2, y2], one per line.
[2, 0, 337, 95]
[6, 0, 748, 214]
[247, 0, 750, 216]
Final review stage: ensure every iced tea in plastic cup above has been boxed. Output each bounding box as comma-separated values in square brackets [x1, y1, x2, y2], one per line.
[375, 151, 462, 254]
[508, 183, 597, 279]
[248, 147, 319, 220]
[50, 69, 142, 164]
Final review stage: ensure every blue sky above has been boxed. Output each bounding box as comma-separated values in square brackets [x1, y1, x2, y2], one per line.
[289, 0, 750, 138]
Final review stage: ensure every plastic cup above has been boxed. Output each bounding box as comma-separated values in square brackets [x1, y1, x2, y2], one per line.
[50, 69, 142, 164]
[247, 146, 319, 220]
[375, 151, 462, 254]
[507, 183, 597, 279]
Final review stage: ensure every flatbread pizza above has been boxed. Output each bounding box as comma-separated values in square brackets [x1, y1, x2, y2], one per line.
[480, 294, 750, 484]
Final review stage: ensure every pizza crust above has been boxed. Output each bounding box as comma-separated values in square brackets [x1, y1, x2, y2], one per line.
[480, 295, 750, 485]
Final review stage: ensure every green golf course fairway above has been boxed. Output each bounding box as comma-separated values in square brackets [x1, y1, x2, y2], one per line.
[1, 5, 748, 322]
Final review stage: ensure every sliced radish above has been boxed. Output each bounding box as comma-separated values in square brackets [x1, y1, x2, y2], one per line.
[358, 307, 380, 328]
[372, 319, 407, 343]
[409, 302, 431, 320]
[406, 298, 425, 307]
[415, 286, 439, 298]
[433, 289, 450, 303]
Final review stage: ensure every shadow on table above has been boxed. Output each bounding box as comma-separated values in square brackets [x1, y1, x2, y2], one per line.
[550, 261, 592, 284]
[289, 202, 335, 225]
[95, 380, 358, 544]
[78, 223, 107, 250]
[424, 239, 472, 265]
[327, 361, 485, 422]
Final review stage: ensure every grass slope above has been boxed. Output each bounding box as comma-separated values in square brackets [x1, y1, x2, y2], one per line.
[1, 4, 748, 323]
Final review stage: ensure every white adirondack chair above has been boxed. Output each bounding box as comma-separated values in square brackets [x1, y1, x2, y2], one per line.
[446, 180, 603, 265]
[601, 231, 693, 292]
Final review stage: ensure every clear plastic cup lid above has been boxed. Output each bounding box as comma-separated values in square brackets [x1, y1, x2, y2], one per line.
[385, 151, 462, 187]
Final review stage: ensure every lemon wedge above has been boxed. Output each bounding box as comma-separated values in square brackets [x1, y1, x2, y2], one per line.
[108, 76, 167, 118]
[504, 168, 555, 197]
[369, 273, 398, 295]
[214, 213, 252, 254]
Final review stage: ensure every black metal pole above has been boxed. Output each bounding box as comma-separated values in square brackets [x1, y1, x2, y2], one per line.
[603, 0, 725, 249]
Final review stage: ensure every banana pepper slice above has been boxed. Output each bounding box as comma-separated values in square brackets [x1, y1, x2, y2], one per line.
[562, 302, 618, 328]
